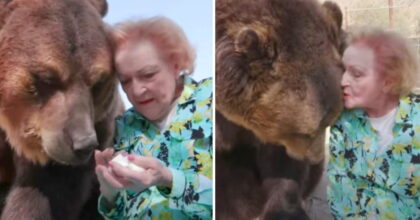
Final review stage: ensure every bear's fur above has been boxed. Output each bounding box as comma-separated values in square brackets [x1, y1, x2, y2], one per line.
[0, 0, 124, 219]
[0, 130, 13, 184]
[0, 130, 13, 211]
[216, 0, 345, 219]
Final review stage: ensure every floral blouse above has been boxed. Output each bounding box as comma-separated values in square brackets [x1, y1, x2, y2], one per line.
[98, 76, 213, 219]
[328, 94, 420, 220]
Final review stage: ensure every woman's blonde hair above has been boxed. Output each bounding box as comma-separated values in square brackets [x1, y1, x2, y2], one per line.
[348, 27, 420, 96]
[113, 17, 196, 76]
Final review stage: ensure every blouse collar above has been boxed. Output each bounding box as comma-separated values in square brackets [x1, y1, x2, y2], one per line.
[349, 94, 414, 126]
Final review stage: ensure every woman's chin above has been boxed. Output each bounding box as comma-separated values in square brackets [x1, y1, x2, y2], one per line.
[343, 102, 355, 109]
[137, 111, 161, 122]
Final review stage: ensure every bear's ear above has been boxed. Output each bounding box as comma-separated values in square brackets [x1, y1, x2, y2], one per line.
[87, 0, 108, 17]
[235, 28, 274, 60]
[322, 1, 347, 54]
[322, 1, 343, 30]
[235, 28, 260, 54]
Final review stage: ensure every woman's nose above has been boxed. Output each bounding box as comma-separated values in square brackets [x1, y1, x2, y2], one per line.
[341, 72, 350, 87]
[132, 80, 147, 97]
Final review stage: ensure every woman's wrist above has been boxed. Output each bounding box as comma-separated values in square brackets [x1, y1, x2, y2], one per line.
[101, 196, 117, 211]
[103, 190, 118, 205]
[160, 167, 173, 188]
[156, 168, 173, 196]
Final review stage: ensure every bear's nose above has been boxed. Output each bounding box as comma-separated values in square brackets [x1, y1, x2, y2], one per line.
[73, 134, 98, 158]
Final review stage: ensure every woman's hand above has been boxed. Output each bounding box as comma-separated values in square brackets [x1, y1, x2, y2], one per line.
[94, 149, 131, 203]
[109, 155, 173, 193]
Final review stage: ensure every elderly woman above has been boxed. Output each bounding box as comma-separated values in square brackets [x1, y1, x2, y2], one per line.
[328, 28, 420, 219]
[94, 17, 212, 219]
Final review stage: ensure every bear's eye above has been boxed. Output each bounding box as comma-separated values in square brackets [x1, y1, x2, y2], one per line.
[30, 72, 62, 101]
[91, 74, 111, 98]
[266, 44, 276, 59]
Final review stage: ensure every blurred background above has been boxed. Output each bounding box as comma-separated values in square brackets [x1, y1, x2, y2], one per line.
[104, 0, 213, 109]
[323, 0, 420, 59]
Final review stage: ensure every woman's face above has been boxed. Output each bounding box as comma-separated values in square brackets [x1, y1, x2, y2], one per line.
[116, 41, 178, 121]
[341, 44, 388, 110]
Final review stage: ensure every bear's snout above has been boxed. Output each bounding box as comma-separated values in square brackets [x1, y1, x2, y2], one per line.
[72, 133, 98, 160]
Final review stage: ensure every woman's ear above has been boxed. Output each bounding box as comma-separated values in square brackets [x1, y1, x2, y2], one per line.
[382, 76, 396, 94]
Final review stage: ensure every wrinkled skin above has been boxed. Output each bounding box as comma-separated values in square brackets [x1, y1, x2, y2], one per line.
[216, 0, 345, 219]
[0, 0, 124, 219]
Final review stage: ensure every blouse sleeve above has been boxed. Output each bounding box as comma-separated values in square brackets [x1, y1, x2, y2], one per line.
[158, 77, 213, 218]
[97, 192, 126, 220]
[158, 136, 213, 219]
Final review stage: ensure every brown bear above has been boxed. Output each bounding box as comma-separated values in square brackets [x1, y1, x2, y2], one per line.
[0, 0, 123, 219]
[216, 0, 345, 219]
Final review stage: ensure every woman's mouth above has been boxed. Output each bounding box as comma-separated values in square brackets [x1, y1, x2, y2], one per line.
[342, 93, 351, 101]
[342, 91, 350, 97]
[137, 98, 154, 105]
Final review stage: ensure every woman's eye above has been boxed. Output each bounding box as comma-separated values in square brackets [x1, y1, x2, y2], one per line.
[351, 70, 362, 78]
[144, 72, 156, 79]
[120, 79, 130, 85]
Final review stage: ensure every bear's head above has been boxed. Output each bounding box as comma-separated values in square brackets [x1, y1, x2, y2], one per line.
[216, 0, 345, 162]
[0, 0, 117, 165]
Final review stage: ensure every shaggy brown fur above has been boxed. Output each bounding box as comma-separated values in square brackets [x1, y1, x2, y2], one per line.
[0, 130, 13, 184]
[0, 0, 123, 219]
[216, 0, 345, 219]
[216, 0, 344, 162]
[0, 130, 13, 212]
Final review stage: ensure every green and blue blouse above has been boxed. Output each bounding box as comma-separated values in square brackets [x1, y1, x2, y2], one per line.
[98, 76, 213, 219]
[328, 94, 420, 219]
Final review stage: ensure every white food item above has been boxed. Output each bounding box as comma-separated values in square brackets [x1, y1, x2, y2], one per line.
[111, 154, 145, 172]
